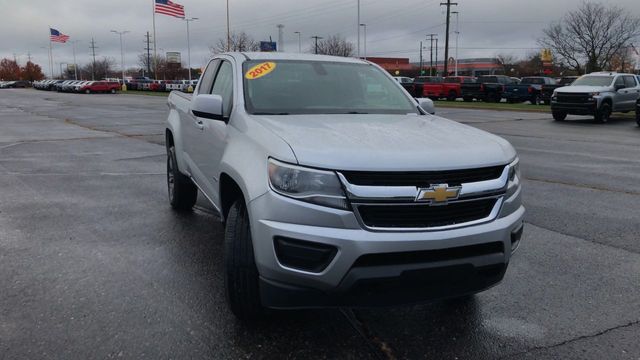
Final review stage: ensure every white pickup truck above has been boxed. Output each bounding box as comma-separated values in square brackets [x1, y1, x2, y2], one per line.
[165, 52, 524, 320]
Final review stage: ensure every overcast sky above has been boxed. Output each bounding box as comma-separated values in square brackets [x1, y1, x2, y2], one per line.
[1, 0, 639, 75]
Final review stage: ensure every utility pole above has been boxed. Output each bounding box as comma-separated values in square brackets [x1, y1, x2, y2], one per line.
[111, 30, 129, 89]
[294, 31, 302, 53]
[311, 36, 323, 54]
[427, 34, 437, 76]
[419, 41, 423, 76]
[144, 32, 153, 77]
[226, 0, 231, 51]
[89, 38, 98, 81]
[183, 18, 198, 80]
[360, 24, 367, 60]
[440, 0, 458, 76]
[452, 11, 460, 76]
[27, 52, 32, 62]
[435, 38, 439, 76]
[357, 0, 360, 58]
[277, 24, 284, 52]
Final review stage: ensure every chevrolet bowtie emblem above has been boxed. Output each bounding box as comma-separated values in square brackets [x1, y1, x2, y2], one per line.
[416, 184, 461, 204]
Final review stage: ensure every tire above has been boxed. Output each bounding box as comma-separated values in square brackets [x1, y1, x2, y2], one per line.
[636, 105, 640, 126]
[463, 96, 473, 102]
[224, 199, 263, 320]
[530, 94, 540, 105]
[110, 88, 116, 94]
[594, 102, 611, 123]
[447, 91, 457, 101]
[552, 111, 567, 121]
[85, 89, 90, 94]
[167, 146, 197, 211]
[486, 93, 499, 103]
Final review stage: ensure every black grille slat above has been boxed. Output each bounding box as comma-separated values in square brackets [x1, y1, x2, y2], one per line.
[341, 166, 504, 187]
[556, 93, 591, 104]
[358, 199, 497, 228]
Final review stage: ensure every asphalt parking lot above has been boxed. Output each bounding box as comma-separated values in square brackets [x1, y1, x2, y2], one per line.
[1, 89, 639, 359]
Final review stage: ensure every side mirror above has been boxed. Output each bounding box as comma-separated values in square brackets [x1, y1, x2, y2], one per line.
[191, 94, 224, 121]
[416, 97, 436, 115]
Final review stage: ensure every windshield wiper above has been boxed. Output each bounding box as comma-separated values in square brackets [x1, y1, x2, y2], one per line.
[343, 111, 368, 114]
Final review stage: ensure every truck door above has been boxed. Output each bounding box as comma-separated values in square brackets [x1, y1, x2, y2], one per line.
[183, 59, 219, 184]
[622, 76, 639, 111]
[190, 59, 234, 205]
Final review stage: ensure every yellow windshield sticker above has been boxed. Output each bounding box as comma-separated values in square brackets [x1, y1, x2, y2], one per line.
[245, 62, 276, 80]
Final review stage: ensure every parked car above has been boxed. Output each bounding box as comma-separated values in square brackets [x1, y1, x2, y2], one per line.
[461, 75, 515, 102]
[541, 76, 578, 104]
[79, 81, 120, 94]
[165, 53, 524, 320]
[442, 76, 477, 101]
[149, 80, 166, 92]
[551, 72, 640, 122]
[503, 77, 556, 105]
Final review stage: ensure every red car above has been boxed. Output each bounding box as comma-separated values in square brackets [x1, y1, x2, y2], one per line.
[442, 76, 477, 101]
[80, 81, 120, 94]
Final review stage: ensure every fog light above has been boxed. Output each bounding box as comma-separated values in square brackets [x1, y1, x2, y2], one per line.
[274, 237, 338, 273]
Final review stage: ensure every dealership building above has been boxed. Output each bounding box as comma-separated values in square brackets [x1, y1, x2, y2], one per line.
[367, 57, 504, 77]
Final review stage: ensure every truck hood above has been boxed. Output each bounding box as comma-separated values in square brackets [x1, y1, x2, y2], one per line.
[555, 85, 612, 93]
[254, 114, 515, 171]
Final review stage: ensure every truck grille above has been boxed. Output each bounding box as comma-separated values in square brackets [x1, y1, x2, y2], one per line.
[556, 93, 591, 104]
[341, 165, 504, 187]
[356, 198, 497, 229]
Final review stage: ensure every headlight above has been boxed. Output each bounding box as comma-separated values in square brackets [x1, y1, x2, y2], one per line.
[508, 157, 520, 182]
[268, 158, 349, 210]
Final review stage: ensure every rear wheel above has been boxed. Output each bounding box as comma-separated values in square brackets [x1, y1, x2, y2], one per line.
[530, 94, 540, 105]
[225, 199, 263, 320]
[594, 102, 611, 123]
[447, 91, 457, 101]
[167, 146, 197, 211]
[552, 111, 567, 121]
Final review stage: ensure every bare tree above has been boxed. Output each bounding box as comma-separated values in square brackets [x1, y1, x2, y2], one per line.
[313, 35, 355, 57]
[210, 32, 259, 54]
[495, 53, 519, 74]
[538, 1, 640, 73]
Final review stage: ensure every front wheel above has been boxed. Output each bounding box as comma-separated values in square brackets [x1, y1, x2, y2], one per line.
[552, 111, 567, 121]
[594, 102, 611, 123]
[225, 200, 264, 320]
[447, 91, 457, 101]
[167, 146, 197, 211]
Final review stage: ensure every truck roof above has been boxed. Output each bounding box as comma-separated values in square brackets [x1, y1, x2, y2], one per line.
[226, 52, 368, 64]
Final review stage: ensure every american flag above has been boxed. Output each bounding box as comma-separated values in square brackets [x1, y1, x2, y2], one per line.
[50, 28, 70, 43]
[155, 0, 185, 18]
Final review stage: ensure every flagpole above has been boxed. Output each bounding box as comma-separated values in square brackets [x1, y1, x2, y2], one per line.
[48, 27, 54, 79]
[152, 0, 157, 78]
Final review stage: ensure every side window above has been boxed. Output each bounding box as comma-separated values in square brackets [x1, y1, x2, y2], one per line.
[614, 76, 625, 87]
[211, 61, 234, 117]
[623, 76, 636, 88]
[197, 59, 219, 94]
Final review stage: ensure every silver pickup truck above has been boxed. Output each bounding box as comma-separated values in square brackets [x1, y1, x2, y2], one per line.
[551, 72, 640, 122]
[165, 53, 524, 320]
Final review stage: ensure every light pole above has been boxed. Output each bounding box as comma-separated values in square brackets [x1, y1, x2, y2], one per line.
[294, 31, 302, 53]
[183, 17, 198, 81]
[452, 11, 460, 76]
[357, 0, 360, 58]
[111, 30, 130, 90]
[359, 24, 367, 60]
[71, 40, 80, 80]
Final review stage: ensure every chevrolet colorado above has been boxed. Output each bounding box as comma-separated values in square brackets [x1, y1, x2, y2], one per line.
[165, 53, 524, 319]
[551, 72, 640, 122]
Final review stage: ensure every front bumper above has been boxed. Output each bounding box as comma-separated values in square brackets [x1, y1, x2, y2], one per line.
[551, 100, 598, 115]
[248, 188, 525, 308]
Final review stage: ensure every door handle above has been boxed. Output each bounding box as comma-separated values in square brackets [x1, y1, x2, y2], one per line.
[195, 119, 204, 130]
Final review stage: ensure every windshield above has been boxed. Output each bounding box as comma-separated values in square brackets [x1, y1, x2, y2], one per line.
[243, 60, 418, 115]
[572, 76, 613, 87]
